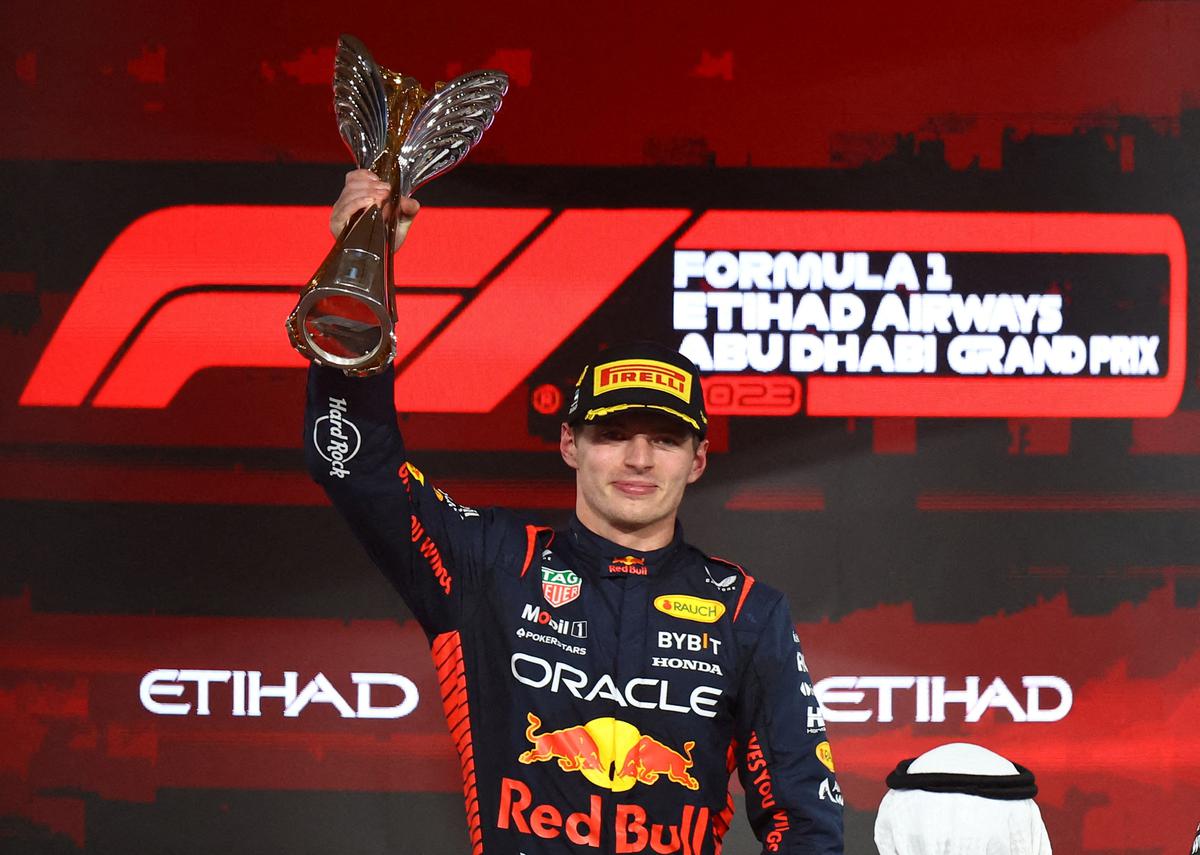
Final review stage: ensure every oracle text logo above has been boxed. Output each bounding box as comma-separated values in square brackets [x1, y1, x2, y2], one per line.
[510, 652, 721, 718]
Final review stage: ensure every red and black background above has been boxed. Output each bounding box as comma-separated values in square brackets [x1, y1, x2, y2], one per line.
[3, 3, 1199, 853]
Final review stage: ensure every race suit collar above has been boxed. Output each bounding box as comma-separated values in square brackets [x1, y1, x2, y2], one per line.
[566, 515, 683, 578]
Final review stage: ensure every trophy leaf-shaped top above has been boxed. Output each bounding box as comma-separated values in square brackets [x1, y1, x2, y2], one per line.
[397, 70, 510, 196]
[333, 34, 390, 169]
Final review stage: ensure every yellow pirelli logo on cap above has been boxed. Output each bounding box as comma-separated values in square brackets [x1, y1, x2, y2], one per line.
[654, 595, 726, 623]
[594, 359, 691, 403]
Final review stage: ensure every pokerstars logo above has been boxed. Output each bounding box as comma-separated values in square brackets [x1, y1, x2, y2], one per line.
[139, 668, 419, 718]
[313, 397, 360, 479]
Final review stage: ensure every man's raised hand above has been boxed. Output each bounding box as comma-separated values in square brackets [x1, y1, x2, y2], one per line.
[329, 169, 421, 249]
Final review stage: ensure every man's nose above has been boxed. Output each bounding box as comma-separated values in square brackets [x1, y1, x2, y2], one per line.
[624, 435, 654, 469]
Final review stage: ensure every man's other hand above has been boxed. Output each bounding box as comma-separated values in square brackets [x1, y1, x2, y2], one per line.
[330, 169, 421, 249]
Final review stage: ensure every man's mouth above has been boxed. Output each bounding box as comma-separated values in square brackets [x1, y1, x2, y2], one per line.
[613, 481, 657, 497]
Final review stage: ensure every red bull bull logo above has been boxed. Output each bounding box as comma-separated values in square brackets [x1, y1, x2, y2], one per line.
[617, 734, 699, 790]
[519, 712, 604, 773]
[518, 713, 698, 791]
[609, 555, 648, 575]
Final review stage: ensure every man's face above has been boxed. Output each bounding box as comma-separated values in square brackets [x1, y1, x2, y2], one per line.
[560, 410, 708, 546]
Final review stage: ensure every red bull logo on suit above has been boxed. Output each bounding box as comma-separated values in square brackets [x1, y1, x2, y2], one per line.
[498, 777, 711, 854]
[503, 712, 710, 853]
[609, 555, 649, 575]
[517, 712, 699, 792]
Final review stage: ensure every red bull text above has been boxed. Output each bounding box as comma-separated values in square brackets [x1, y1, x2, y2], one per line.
[498, 777, 711, 854]
[610, 555, 649, 575]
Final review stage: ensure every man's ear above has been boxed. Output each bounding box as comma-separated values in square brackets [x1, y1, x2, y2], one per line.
[560, 422, 580, 470]
[686, 438, 709, 484]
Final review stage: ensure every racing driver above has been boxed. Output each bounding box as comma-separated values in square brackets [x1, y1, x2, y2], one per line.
[304, 170, 844, 854]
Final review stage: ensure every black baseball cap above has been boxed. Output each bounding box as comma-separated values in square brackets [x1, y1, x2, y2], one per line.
[566, 342, 708, 438]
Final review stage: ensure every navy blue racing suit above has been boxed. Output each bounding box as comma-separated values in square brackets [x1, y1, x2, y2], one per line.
[305, 365, 843, 854]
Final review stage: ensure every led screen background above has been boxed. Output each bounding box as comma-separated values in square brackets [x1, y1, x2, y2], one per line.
[3, 3, 1199, 853]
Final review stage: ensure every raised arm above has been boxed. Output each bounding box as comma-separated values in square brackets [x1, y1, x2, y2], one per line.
[304, 173, 505, 636]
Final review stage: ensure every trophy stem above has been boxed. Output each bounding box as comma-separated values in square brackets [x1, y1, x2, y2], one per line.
[285, 204, 396, 375]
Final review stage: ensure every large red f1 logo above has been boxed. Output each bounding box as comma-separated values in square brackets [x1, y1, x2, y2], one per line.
[20, 206, 1186, 417]
[20, 206, 690, 410]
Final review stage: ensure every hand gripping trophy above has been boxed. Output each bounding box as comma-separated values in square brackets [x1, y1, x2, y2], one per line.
[286, 35, 508, 375]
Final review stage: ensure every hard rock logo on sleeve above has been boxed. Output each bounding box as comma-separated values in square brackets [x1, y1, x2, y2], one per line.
[313, 397, 360, 478]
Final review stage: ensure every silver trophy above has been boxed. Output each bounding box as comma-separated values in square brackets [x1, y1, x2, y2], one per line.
[287, 34, 508, 375]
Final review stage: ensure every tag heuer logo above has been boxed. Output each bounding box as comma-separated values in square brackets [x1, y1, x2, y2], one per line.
[541, 567, 582, 607]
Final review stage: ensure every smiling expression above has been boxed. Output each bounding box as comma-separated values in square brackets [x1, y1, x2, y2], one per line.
[560, 410, 708, 550]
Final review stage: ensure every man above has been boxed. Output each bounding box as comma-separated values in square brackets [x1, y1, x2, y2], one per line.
[874, 743, 1051, 855]
[304, 170, 843, 854]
